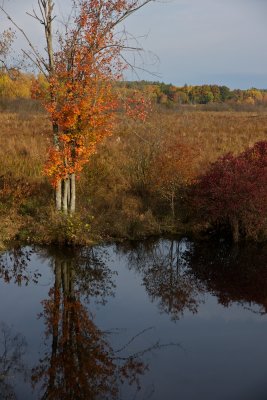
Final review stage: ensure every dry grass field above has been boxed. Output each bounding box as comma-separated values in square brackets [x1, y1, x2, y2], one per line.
[0, 112, 49, 179]
[81, 107, 267, 239]
[0, 101, 266, 245]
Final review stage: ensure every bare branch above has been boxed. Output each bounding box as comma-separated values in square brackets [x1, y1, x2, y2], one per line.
[0, 5, 49, 74]
[26, 10, 44, 25]
[111, 0, 154, 29]
[120, 53, 160, 79]
[21, 49, 47, 77]
[38, 0, 46, 24]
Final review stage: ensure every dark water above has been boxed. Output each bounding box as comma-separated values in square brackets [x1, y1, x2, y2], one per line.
[0, 239, 267, 400]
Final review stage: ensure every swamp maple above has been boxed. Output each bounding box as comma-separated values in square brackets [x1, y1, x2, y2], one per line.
[30, 0, 152, 214]
[192, 141, 267, 242]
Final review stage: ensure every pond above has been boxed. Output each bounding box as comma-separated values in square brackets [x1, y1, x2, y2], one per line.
[0, 238, 267, 400]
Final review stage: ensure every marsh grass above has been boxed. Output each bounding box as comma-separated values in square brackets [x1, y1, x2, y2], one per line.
[80, 106, 267, 239]
[0, 99, 266, 244]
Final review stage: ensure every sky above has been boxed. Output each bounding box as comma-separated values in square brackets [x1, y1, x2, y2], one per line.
[1, 0, 267, 89]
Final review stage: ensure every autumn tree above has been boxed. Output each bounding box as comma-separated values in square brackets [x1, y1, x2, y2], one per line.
[192, 141, 267, 242]
[150, 138, 197, 218]
[0, 70, 33, 99]
[1, 0, 153, 214]
[219, 85, 232, 102]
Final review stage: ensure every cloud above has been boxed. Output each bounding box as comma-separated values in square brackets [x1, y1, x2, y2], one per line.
[124, 0, 267, 87]
[1, 0, 266, 88]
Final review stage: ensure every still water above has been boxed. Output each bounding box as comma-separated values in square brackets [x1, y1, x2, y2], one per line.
[0, 239, 267, 400]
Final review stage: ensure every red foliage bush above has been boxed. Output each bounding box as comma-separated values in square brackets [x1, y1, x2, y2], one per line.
[192, 141, 267, 241]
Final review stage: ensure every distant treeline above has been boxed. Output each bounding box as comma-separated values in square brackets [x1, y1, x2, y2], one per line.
[0, 70, 266, 106]
[124, 81, 267, 106]
[0, 69, 33, 99]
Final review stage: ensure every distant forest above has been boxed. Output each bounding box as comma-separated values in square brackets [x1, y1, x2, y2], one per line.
[0, 70, 266, 106]
[124, 80, 267, 106]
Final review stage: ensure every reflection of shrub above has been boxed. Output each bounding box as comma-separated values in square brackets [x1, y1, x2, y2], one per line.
[192, 141, 267, 242]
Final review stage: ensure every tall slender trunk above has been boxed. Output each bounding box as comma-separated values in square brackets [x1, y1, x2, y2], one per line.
[56, 175, 76, 214]
[56, 180, 62, 211]
[70, 173, 76, 214]
[46, 4, 61, 213]
[52, 110, 61, 213]
[67, 177, 71, 209]
[63, 178, 69, 214]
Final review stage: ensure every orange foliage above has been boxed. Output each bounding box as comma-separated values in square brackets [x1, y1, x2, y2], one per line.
[150, 139, 197, 195]
[33, 0, 142, 186]
[148, 138, 198, 217]
[125, 91, 152, 122]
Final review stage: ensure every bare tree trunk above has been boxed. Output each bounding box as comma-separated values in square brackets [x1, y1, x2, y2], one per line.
[63, 178, 69, 214]
[56, 180, 62, 211]
[57, 176, 75, 214]
[46, 3, 61, 213]
[70, 173, 76, 214]
[53, 119, 61, 212]
[67, 177, 71, 209]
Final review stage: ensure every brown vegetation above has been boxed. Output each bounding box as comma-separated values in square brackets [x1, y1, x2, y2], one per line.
[84, 107, 267, 239]
[0, 98, 265, 246]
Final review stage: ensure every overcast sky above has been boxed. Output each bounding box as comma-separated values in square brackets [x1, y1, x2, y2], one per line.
[1, 0, 267, 89]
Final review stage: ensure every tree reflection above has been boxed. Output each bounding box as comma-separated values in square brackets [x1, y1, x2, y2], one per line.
[0, 247, 40, 286]
[119, 239, 204, 320]
[0, 322, 27, 400]
[120, 239, 267, 318]
[187, 241, 267, 314]
[41, 246, 116, 305]
[32, 251, 148, 400]
[0, 245, 179, 398]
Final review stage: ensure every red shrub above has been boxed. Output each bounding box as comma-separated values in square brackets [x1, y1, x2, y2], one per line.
[192, 141, 267, 241]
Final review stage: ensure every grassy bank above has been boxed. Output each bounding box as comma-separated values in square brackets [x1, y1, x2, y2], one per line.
[0, 99, 267, 247]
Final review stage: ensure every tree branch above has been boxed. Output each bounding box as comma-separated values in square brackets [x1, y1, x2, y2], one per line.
[0, 5, 49, 74]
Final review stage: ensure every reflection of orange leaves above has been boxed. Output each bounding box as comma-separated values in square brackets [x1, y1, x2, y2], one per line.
[119, 357, 148, 389]
[33, 283, 148, 399]
[34, 289, 118, 399]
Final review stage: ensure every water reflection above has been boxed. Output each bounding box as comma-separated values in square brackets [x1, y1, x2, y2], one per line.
[0, 247, 157, 399]
[31, 252, 148, 400]
[0, 240, 267, 399]
[118, 238, 267, 318]
[0, 247, 40, 286]
[118, 239, 204, 320]
[187, 241, 267, 314]
[0, 322, 27, 400]
[40, 247, 117, 304]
